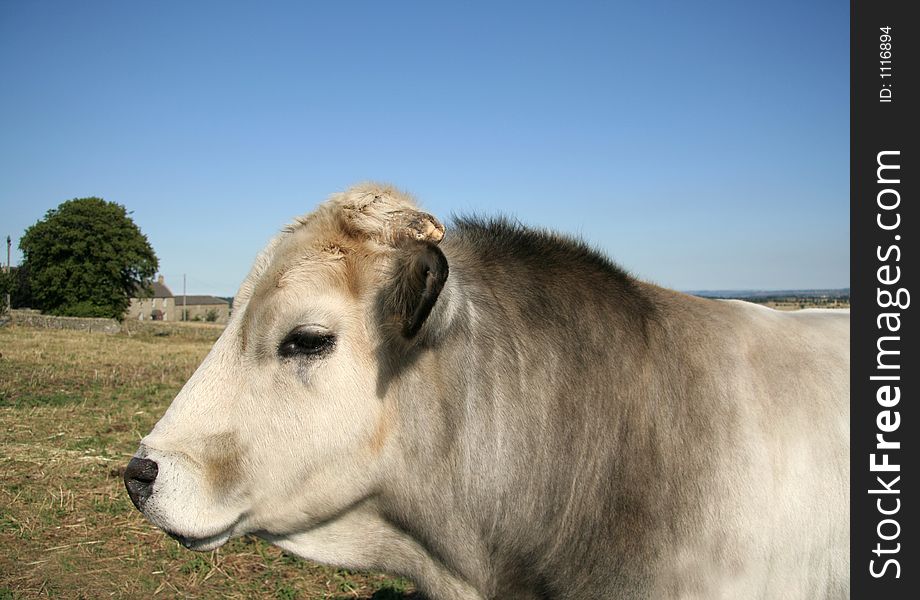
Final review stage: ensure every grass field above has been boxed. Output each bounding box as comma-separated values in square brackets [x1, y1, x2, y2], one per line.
[0, 323, 415, 599]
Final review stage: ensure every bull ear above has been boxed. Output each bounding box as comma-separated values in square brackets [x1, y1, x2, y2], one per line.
[383, 241, 449, 339]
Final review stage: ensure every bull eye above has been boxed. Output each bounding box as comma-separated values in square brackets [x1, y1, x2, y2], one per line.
[278, 327, 335, 359]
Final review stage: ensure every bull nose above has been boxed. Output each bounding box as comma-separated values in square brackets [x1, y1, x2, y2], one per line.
[124, 457, 158, 510]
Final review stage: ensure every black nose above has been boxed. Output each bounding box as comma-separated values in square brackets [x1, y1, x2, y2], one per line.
[124, 457, 158, 510]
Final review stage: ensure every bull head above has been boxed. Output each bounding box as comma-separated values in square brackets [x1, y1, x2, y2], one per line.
[125, 184, 452, 559]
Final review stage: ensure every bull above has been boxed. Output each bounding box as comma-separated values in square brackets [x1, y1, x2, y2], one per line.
[125, 183, 849, 599]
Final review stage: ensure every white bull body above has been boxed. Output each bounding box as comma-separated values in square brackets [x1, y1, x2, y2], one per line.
[126, 184, 849, 599]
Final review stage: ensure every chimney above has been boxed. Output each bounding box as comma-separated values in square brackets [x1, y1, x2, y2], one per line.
[157, 275, 165, 285]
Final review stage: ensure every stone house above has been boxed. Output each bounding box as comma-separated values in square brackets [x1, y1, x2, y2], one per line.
[173, 295, 230, 323]
[125, 275, 175, 321]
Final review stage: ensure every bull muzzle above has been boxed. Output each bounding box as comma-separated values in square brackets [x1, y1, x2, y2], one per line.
[124, 456, 159, 510]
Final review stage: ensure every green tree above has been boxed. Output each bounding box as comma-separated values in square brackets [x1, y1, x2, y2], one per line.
[19, 198, 158, 318]
[0, 265, 33, 310]
[0, 270, 11, 304]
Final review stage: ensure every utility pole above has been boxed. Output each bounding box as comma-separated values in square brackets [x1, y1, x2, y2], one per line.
[183, 274, 187, 321]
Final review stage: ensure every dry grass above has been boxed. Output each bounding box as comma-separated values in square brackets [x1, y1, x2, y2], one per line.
[0, 323, 416, 599]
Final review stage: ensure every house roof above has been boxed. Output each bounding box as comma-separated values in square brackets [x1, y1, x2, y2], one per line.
[133, 280, 173, 298]
[174, 295, 229, 306]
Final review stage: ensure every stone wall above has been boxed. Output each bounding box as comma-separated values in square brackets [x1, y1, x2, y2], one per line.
[5, 309, 121, 334]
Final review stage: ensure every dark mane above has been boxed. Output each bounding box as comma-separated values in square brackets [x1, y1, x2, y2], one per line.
[447, 215, 656, 325]
[450, 215, 632, 281]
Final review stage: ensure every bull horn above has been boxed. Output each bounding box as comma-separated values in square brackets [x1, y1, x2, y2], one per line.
[336, 183, 445, 246]
[385, 209, 445, 244]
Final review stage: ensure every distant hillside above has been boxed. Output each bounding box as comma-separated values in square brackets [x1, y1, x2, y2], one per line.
[687, 289, 849, 311]
[688, 288, 850, 300]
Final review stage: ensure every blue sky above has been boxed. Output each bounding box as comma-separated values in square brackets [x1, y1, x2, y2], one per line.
[0, 1, 849, 297]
